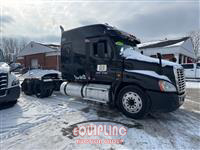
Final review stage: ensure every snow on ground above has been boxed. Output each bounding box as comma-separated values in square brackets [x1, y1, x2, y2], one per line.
[186, 81, 200, 89]
[0, 90, 200, 150]
[0, 73, 199, 150]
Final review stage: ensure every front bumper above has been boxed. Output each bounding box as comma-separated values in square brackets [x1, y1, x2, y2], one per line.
[147, 90, 186, 112]
[0, 86, 20, 104]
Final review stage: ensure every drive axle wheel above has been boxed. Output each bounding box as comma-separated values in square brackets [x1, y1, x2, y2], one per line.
[21, 79, 34, 95]
[117, 86, 149, 119]
[35, 81, 53, 98]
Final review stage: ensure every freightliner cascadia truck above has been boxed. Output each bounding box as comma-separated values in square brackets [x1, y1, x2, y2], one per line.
[22, 24, 186, 119]
[0, 49, 20, 106]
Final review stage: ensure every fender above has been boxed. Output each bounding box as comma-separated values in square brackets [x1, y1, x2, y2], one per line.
[110, 72, 163, 106]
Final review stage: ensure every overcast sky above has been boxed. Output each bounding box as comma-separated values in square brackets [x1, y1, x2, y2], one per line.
[0, 0, 199, 44]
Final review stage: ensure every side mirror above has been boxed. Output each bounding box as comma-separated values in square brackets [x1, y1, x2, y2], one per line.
[8, 61, 14, 65]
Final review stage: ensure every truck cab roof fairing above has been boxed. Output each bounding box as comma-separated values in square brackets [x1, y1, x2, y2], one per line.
[61, 24, 140, 46]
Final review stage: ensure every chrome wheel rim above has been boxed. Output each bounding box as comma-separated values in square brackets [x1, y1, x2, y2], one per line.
[122, 91, 142, 114]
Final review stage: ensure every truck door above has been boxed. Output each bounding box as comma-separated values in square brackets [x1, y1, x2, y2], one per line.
[196, 63, 200, 78]
[61, 42, 74, 80]
[87, 37, 117, 82]
[182, 64, 195, 78]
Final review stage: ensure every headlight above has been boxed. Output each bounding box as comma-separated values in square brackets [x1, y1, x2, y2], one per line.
[12, 79, 19, 86]
[159, 80, 177, 92]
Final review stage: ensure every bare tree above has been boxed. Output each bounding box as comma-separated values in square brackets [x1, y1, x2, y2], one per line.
[1, 37, 28, 62]
[189, 30, 200, 58]
[19, 38, 28, 52]
[2, 38, 16, 62]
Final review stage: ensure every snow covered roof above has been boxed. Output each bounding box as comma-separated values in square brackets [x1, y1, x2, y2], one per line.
[137, 40, 163, 48]
[138, 37, 189, 49]
[18, 41, 60, 57]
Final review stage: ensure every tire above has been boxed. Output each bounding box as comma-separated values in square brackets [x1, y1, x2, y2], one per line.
[44, 88, 53, 97]
[21, 79, 34, 96]
[35, 83, 47, 98]
[35, 81, 53, 98]
[117, 86, 150, 119]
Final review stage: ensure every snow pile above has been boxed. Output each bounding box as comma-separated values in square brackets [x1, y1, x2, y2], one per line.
[22, 69, 61, 79]
[126, 70, 170, 81]
[0, 62, 10, 73]
[121, 47, 181, 67]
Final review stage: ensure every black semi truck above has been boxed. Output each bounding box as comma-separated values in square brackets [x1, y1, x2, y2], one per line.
[22, 24, 186, 119]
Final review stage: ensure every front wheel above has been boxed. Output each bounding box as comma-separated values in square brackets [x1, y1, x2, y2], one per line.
[117, 86, 150, 119]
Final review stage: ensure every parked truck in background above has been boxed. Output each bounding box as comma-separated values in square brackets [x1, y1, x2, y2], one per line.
[0, 49, 20, 107]
[22, 24, 186, 119]
[182, 63, 200, 79]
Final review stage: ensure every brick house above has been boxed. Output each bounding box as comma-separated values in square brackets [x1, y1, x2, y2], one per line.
[17, 41, 60, 70]
[138, 37, 196, 64]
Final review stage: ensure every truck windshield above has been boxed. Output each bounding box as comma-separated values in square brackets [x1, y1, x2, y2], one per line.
[115, 41, 138, 54]
[0, 49, 5, 62]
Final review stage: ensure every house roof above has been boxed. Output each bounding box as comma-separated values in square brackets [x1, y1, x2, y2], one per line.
[39, 43, 60, 49]
[18, 41, 60, 57]
[138, 37, 190, 49]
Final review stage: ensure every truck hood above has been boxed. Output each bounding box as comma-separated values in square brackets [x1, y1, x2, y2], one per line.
[0, 62, 10, 73]
[125, 69, 170, 82]
[121, 48, 182, 68]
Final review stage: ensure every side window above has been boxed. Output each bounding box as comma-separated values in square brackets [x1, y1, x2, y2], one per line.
[92, 40, 109, 58]
[93, 43, 98, 57]
[197, 63, 200, 69]
[182, 64, 194, 69]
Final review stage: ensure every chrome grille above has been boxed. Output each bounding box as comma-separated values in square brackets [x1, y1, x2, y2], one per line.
[0, 73, 8, 90]
[176, 68, 185, 93]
